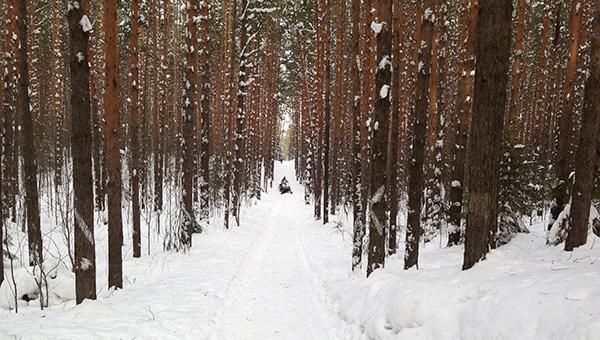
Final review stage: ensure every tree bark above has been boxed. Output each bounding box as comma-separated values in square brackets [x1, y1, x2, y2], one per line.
[506, 0, 527, 142]
[405, 0, 435, 270]
[233, 0, 248, 226]
[16, 0, 43, 267]
[68, 0, 97, 304]
[2, 0, 17, 226]
[323, 0, 332, 224]
[367, 0, 392, 277]
[182, 0, 199, 249]
[199, 0, 211, 228]
[565, 3, 600, 251]
[387, 0, 403, 255]
[448, 0, 477, 246]
[129, 0, 141, 258]
[104, 0, 123, 289]
[463, 0, 512, 270]
[552, 0, 583, 230]
[351, 0, 364, 271]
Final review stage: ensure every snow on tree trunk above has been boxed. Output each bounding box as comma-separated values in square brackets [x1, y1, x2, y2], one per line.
[68, 0, 97, 304]
[367, 0, 392, 277]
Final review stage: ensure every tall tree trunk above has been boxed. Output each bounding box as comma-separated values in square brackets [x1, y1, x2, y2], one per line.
[104, 0, 123, 289]
[182, 0, 199, 248]
[506, 0, 527, 142]
[151, 0, 162, 224]
[17, 0, 43, 267]
[448, 0, 477, 247]
[350, 0, 364, 271]
[367, 0, 392, 277]
[233, 0, 248, 226]
[199, 0, 211, 228]
[551, 0, 583, 230]
[534, 2, 552, 162]
[323, 0, 332, 224]
[313, 0, 324, 220]
[129, 0, 141, 258]
[3, 0, 17, 225]
[387, 0, 403, 255]
[68, 1, 97, 304]
[360, 0, 374, 251]
[565, 4, 600, 251]
[463, 0, 512, 270]
[405, 0, 435, 270]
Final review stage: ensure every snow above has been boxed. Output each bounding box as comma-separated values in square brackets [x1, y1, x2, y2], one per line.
[79, 15, 93, 33]
[1, 162, 599, 339]
[379, 84, 390, 99]
[371, 21, 383, 35]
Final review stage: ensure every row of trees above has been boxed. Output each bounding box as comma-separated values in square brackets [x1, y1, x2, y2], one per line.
[1, 0, 284, 305]
[1, 0, 599, 308]
[288, 0, 600, 275]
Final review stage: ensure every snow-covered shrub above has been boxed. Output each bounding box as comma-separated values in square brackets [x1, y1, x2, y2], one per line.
[0, 264, 75, 310]
[496, 142, 541, 246]
[547, 203, 600, 245]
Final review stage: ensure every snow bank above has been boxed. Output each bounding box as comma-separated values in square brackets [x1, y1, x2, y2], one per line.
[548, 204, 600, 245]
[0, 265, 75, 310]
[335, 225, 600, 340]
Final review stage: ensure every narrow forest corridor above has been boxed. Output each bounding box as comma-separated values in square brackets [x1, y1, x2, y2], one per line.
[1, 0, 600, 338]
[210, 163, 350, 339]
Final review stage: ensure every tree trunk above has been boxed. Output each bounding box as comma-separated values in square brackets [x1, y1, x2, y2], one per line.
[129, 0, 141, 258]
[551, 0, 583, 230]
[506, 0, 527, 142]
[387, 0, 404, 256]
[182, 0, 199, 249]
[199, 0, 211, 228]
[448, 0, 477, 246]
[3, 0, 17, 226]
[565, 4, 600, 251]
[16, 0, 43, 267]
[405, 0, 435, 270]
[463, 0, 512, 270]
[233, 0, 248, 226]
[323, 0, 332, 224]
[351, 0, 364, 271]
[104, 0, 123, 289]
[152, 0, 162, 221]
[68, 1, 97, 304]
[367, 0, 392, 277]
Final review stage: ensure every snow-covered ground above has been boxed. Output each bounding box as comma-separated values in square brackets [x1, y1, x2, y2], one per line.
[1, 162, 599, 339]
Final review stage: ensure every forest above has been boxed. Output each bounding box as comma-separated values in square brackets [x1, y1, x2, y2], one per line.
[0, 0, 599, 338]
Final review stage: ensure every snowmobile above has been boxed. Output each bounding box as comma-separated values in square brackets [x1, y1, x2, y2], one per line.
[279, 178, 293, 194]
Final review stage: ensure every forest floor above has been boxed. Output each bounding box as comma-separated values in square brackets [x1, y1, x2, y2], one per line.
[1, 162, 600, 340]
[0, 163, 357, 339]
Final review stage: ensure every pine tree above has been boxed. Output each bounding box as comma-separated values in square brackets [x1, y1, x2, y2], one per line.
[367, 0, 392, 277]
[129, 0, 142, 258]
[551, 0, 584, 230]
[463, 0, 512, 270]
[350, 0, 364, 271]
[448, 0, 477, 247]
[405, 0, 436, 270]
[182, 0, 200, 249]
[68, 0, 96, 304]
[199, 0, 211, 229]
[565, 5, 600, 251]
[104, 0, 123, 289]
[17, 0, 43, 267]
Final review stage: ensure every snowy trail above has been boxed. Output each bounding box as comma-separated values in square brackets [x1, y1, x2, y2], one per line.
[209, 165, 346, 340]
[0, 162, 354, 340]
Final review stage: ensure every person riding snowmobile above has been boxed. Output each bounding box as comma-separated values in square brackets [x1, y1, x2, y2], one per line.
[279, 177, 292, 194]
